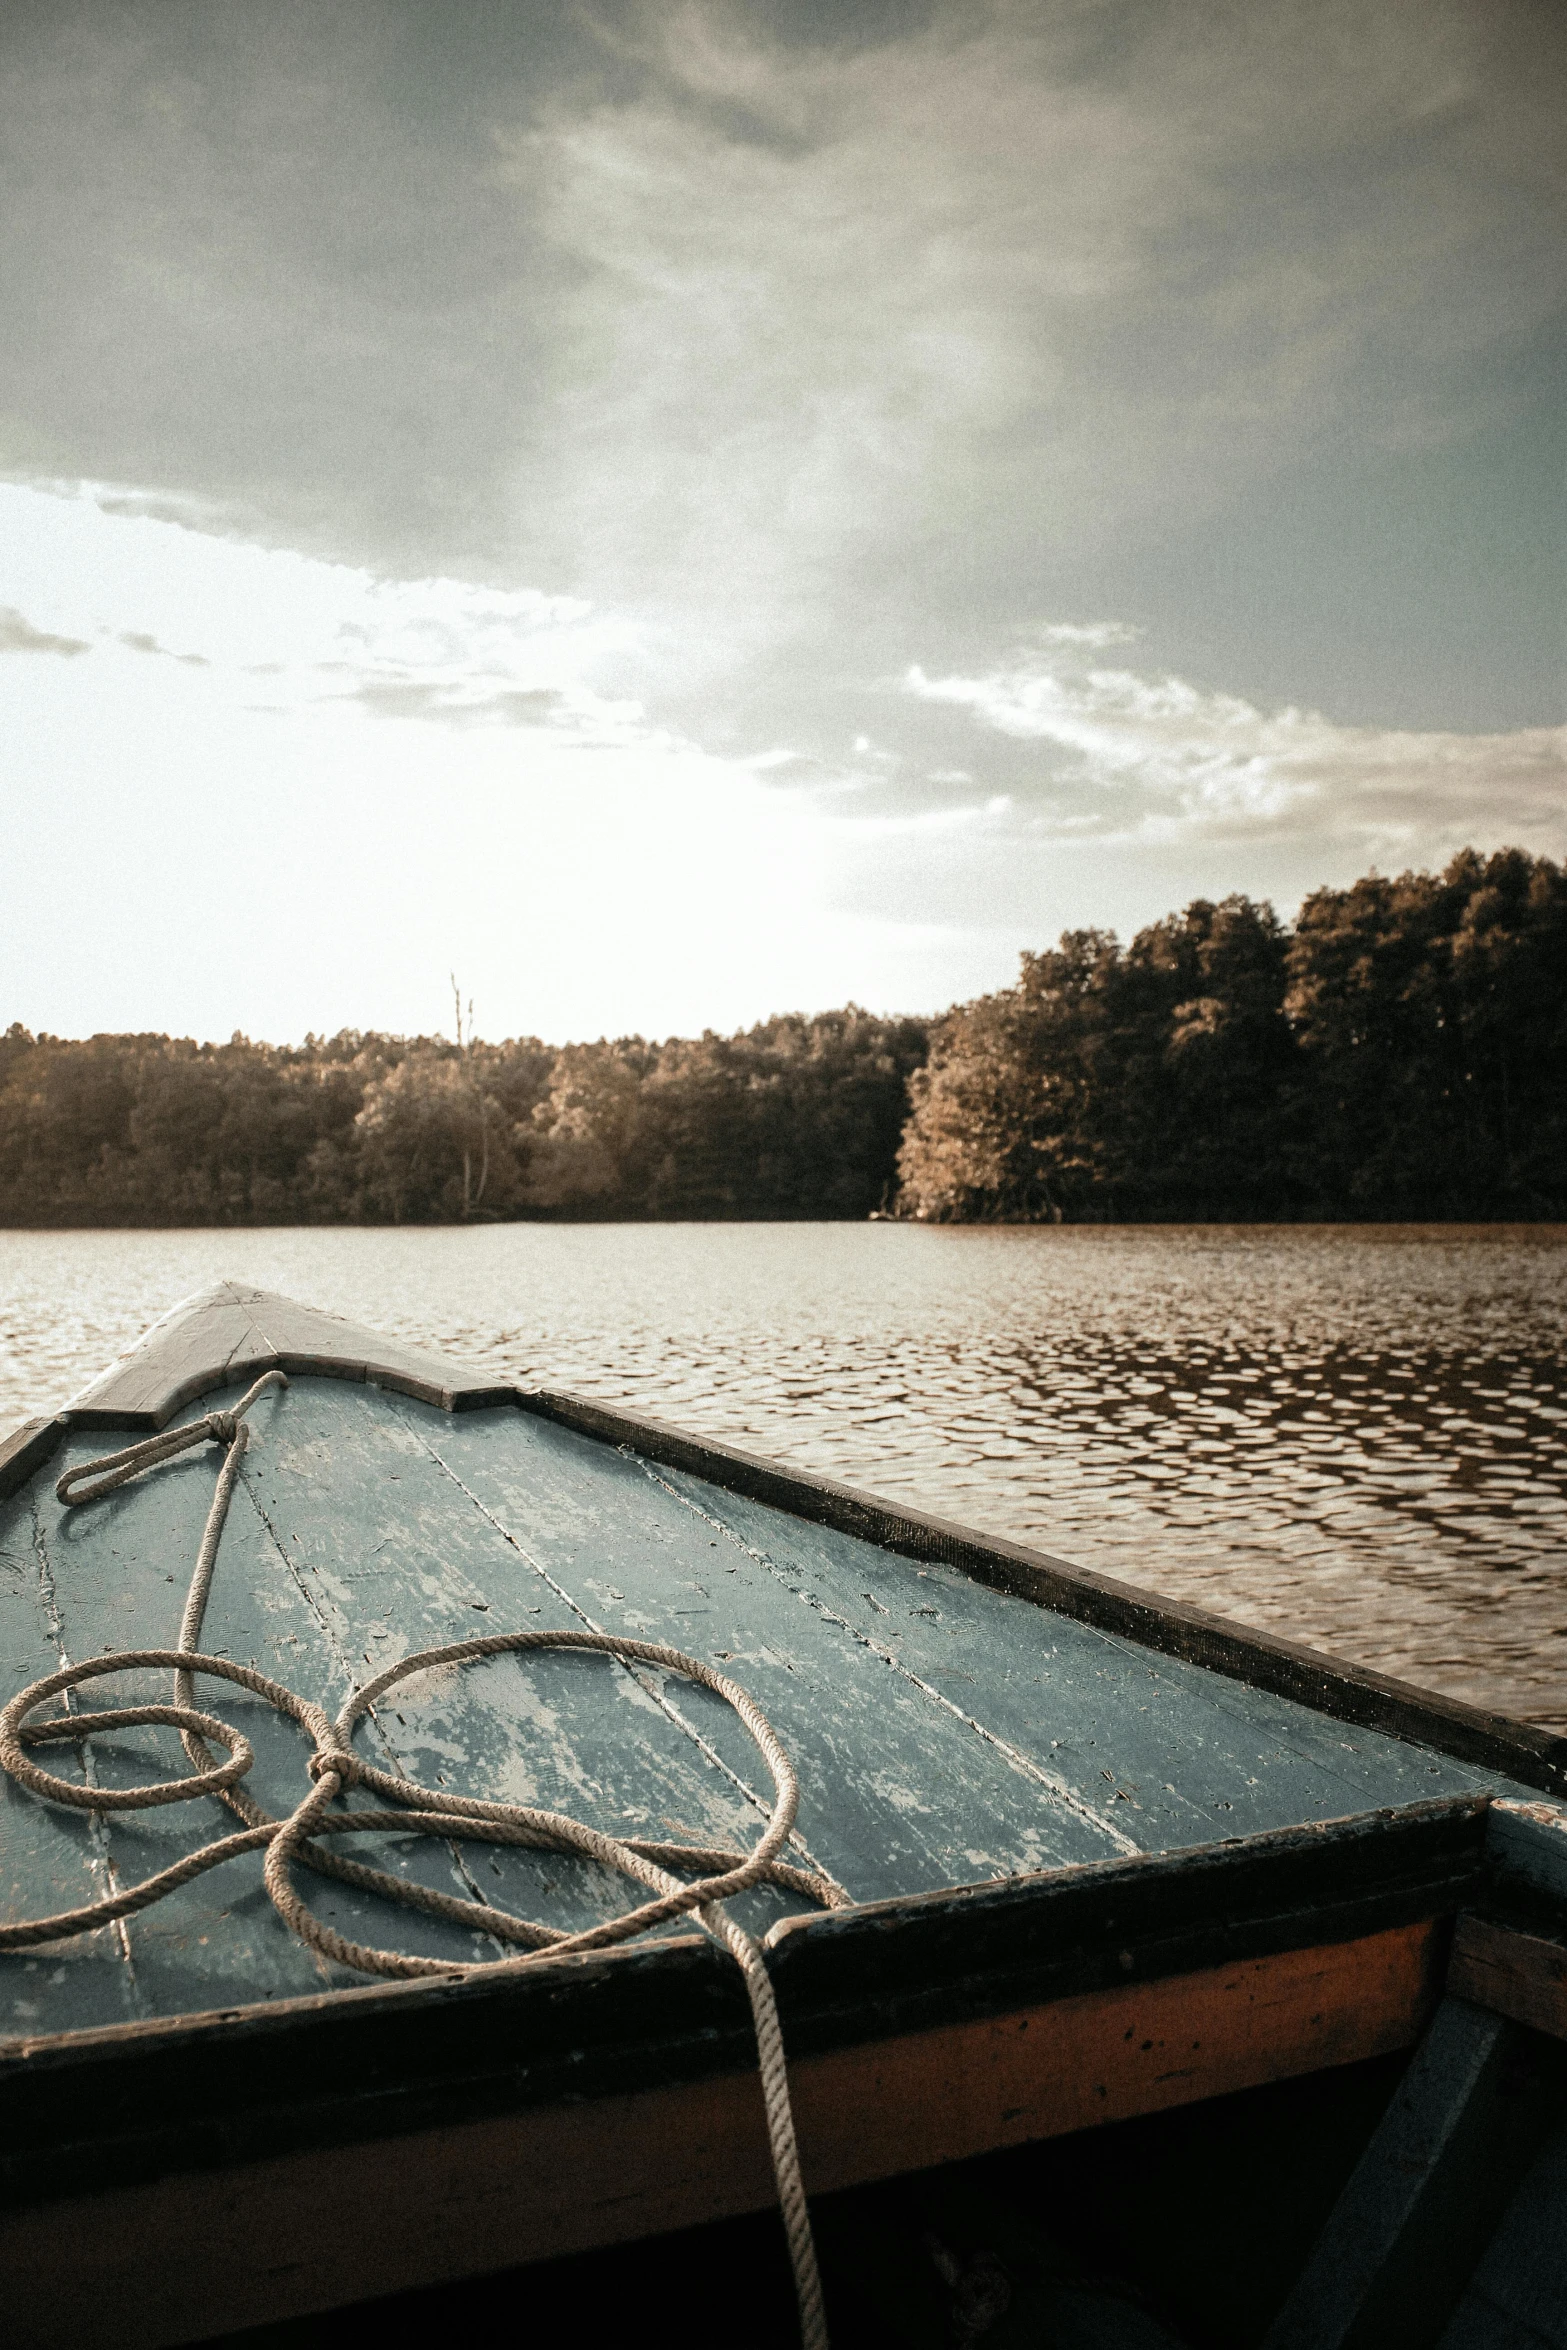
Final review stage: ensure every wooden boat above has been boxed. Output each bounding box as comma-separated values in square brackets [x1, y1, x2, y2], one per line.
[2, 1283, 1566, 2349]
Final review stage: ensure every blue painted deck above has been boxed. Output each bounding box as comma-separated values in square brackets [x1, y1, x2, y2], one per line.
[0, 1373, 1518, 2041]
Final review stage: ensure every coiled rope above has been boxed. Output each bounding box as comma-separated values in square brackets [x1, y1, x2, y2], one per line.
[0, 1373, 838, 2348]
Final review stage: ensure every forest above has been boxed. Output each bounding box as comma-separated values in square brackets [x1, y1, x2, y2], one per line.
[0, 849, 1561, 1226]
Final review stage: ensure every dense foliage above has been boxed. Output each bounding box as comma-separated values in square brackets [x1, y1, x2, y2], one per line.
[0, 1009, 928, 1225]
[2, 850, 1561, 1226]
[897, 849, 1567, 1221]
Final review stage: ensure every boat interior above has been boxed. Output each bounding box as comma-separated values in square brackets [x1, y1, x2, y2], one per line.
[3, 1288, 1566, 2349]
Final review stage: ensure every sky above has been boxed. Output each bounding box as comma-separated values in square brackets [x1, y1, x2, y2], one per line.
[1, 0, 1563, 1047]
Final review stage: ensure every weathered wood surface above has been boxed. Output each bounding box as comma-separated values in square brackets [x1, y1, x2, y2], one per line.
[0, 1416, 65, 1503]
[1442, 1801, 1567, 2040]
[1484, 1795, 1567, 1904]
[0, 1360, 1528, 2053]
[642, 1456, 1506, 1848]
[1449, 1913, 1567, 2042]
[4, 1289, 1563, 2347]
[525, 1388, 1567, 1800]
[21, 1287, 1563, 1804]
[0, 1799, 1487, 2217]
[61, 1282, 517, 1430]
[0, 1917, 1445, 2350]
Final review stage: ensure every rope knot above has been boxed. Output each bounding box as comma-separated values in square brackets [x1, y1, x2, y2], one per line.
[204, 1411, 238, 1446]
[308, 1746, 361, 1789]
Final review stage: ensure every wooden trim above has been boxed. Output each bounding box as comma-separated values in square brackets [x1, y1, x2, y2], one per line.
[0, 1920, 1442, 2350]
[0, 1801, 1486, 2209]
[1448, 1911, 1567, 2042]
[522, 1387, 1567, 1800]
[0, 1415, 64, 1501]
[52, 1282, 515, 1432]
[1485, 1797, 1567, 1903]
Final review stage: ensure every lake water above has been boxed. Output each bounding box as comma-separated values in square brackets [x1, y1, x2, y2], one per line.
[2, 1223, 1563, 1730]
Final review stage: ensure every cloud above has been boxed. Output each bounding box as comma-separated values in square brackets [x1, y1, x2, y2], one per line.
[0, 0, 1559, 749]
[904, 641, 1567, 861]
[345, 680, 566, 726]
[0, 603, 88, 655]
[312, 571, 663, 745]
[339, 677, 656, 746]
[119, 629, 207, 665]
[1, 490, 664, 748]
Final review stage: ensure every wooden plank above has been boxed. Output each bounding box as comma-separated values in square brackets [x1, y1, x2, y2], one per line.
[0, 1367, 1494, 2049]
[0, 1417, 64, 1502]
[7, 1380, 825, 2030]
[20, 1396, 355, 2016]
[523, 1388, 1567, 1802]
[60, 1284, 518, 1433]
[649, 1458, 1505, 1847]
[766, 1798, 1487, 2044]
[404, 1393, 1503, 1890]
[0, 1919, 1443, 2350]
[1484, 1796, 1567, 1905]
[407, 1403, 1165, 1894]
[0, 1797, 1485, 2210]
[0, 1456, 144, 2038]
[230, 1380, 810, 1948]
[22, 1288, 1562, 1806]
[1449, 1913, 1567, 2041]
[365, 1364, 518, 1413]
[65, 1289, 271, 1429]
[1261, 1995, 1566, 2350]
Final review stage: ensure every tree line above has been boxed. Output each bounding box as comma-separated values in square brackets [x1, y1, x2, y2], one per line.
[0, 1007, 928, 1225]
[898, 847, 1565, 1221]
[1, 849, 1560, 1226]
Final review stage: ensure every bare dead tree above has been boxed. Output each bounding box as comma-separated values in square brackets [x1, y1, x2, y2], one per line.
[451, 974, 491, 1219]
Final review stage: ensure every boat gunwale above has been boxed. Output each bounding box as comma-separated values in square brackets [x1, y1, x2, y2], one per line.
[0, 1797, 1490, 2211]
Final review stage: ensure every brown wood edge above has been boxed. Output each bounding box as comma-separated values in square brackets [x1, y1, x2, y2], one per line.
[0, 1415, 65, 1502]
[520, 1387, 1567, 1800]
[1449, 1911, 1567, 2043]
[0, 1798, 1486, 2085]
[62, 1351, 517, 1432]
[0, 1918, 1443, 2349]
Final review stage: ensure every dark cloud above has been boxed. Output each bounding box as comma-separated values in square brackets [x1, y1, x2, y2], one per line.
[0, 604, 89, 655]
[0, 0, 1560, 794]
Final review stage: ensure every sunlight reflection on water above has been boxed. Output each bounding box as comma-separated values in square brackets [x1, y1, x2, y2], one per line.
[2, 1222, 1563, 1727]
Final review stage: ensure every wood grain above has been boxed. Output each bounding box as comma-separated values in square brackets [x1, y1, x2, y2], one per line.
[58, 1283, 516, 1431]
[525, 1386, 1567, 1802]
[1449, 1911, 1567, 2041]
[1486, 1797, 1567, 1905]
[0, 1352, 1500, 2049]
[0, 1920, 1442, 2350]
[0, 1416, 63, 1502]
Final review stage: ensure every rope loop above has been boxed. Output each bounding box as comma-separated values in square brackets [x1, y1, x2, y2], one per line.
[2, 1371, 833, 2349]
[55, 1370, 287, 1508]
[0, 1665, 257, 1811]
